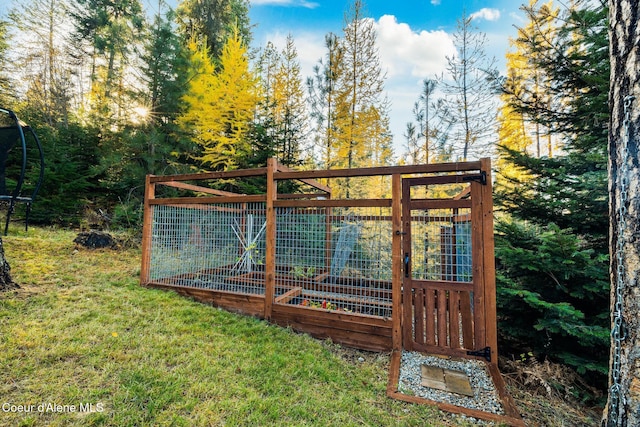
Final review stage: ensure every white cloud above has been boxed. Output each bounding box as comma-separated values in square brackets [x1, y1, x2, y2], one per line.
[373, 15, 455, 78]
[470, 8, 501, 22]
[251, 0, 319, 8]
[431, 0, 441, 5]
[260, 15, 457, 155]
[258, 31, 326, 79]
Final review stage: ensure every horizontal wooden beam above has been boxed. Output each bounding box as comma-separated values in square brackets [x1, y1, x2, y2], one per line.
[275, 161, 332, 194]
[149, 195, 266, 205]
[148, 167, 268, 183]
[274, 198, 392, 208]
[410, 199, 472, 210]
[277, 192, 329, 200]
[411, 279, 473, 292]
[157, 180, 244, 196]
[402, 173, 483, 186]
[274, 160, 483, 180]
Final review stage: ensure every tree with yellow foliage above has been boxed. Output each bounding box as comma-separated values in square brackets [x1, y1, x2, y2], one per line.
[495, 40, 533, 188]
[180, 29, 259, 171]
[333, 0, 393, 197]
[257, 35, 308, 167]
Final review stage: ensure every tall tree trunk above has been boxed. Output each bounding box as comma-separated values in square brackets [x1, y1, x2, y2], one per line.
[0, 237, 16, 291]
[604, 1, 640, 425]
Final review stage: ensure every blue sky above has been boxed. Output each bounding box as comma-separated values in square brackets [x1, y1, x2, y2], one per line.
[0, 0, 527, 155]
[249, 0, 526, 154]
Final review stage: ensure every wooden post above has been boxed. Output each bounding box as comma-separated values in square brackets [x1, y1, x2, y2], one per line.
[140, 175, 155, 286]
[401, 179, 413, 350]
[480, 157, 498, 363]
[264, 158, 277, 319]
[391, 173, 402, 351]
[326, 193, 332, 276]
[470, 177, 487, 353]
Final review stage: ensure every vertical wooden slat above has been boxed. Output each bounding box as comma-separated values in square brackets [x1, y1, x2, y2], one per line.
[449, 290, 460, 349]
[140, 175, 155, 285]
[325, 207, 332, 273]
[480, 158, 498, 363]
[426, 289, 436, 345]
[415, 288, 425, 345]
[471, 178, 486, 350]
[437, 289, 448, 347]
[460, 291, 474, 349]
[264, 158, 276, 320]
[391, 174, 403, 351]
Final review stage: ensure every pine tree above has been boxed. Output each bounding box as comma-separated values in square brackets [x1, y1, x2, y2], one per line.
[257, 35, 308, 168]
[9, 0, 74, 125]
[333, 0, 392, 197]
[403, 79, 454, 165]
[97, 2, 195, 228]
[495, 0, 610, 389]
[70, 0, 145, 123]
[439, 13, 499, 161]
[307, 33, 342, 170]
[176, 0, 250, 62]
[0, 20, 13, 107]
[272, 35, 307, 167]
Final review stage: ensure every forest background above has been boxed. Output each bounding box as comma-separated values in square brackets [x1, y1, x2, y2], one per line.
[0, 0, 610, 402]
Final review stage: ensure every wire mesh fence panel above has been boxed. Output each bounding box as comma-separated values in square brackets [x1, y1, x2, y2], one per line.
[410, 208, 472, 283]
[275, 206, 393, 317]
[149, 202, 267, 294]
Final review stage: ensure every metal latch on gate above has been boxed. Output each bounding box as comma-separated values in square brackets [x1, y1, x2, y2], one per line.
[467, 347, 491, 363]
[462, 171, 487, 185]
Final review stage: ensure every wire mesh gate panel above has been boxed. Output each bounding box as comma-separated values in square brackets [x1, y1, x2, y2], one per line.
[401, 175, 497, 362]
[405, 206, 474, 350]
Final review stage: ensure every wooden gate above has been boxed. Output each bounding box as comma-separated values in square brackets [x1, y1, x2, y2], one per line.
[400, 164, 497, 363]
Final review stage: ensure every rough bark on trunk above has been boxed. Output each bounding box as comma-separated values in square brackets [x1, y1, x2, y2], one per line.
[605, 1, 640, 425]
[0, 236, 16, 291]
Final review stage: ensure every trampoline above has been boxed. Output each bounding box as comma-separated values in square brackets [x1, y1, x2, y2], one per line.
[0, 108, 44, 234]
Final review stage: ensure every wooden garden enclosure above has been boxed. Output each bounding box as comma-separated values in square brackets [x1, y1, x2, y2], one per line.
[140, 158, 523, 425]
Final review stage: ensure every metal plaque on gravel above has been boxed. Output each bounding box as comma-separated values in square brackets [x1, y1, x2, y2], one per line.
[420, 364, 474, 397]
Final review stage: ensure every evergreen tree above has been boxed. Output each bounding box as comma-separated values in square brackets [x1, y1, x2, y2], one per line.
[0, 20, 13, 107]
[256, 35, 307, 168]
[495, 0, 610, 388]
[402, 79, 453, 165]
[439, 13, 499, 161]
[307, 33, 342, 170]
[70, 0, 145, 123]
[9, 0, 74, 125]
[333, 0, 392, 197]
[97, 4, 195, 227]
[27, 121, 103, 227]
[271, 35, 307, 167]
[176, 0, 250, 62]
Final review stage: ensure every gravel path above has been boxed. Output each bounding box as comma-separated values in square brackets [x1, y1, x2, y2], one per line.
[398, 351, 504, 416]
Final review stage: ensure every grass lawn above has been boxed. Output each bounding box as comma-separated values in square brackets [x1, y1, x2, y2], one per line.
[0, 227, 469, 427]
